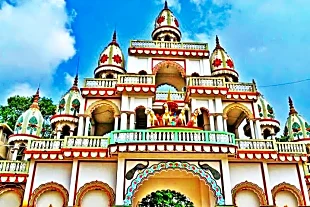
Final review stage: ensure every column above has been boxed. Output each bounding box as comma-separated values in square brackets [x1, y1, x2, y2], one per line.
[223, 116, 228, 132]
[69, 130, 73, 136]
[299, 163, 310, 205]
[114, 116, 119, 130]
[255, 120, 262, 139]
[216, 115, 224, 131]
[249, 119, 255, 139]
[120, 112, 128, 130]
[221, 159, 233, 205]
[12, 149, 18, 160]
[262, 162, 273, 205]
[209, 115, 215, 131]
[68, 159, 79, 206]
[56, 130, 61, 139]
[21, 160, 36, 207]
[115, 158, 125, 205]
[84, 116, 91, 136]
[129, 113, 135, 130]
[77, 116, 84, 136]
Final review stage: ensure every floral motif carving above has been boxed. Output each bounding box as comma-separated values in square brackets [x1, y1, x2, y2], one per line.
[100, 54, 108, 63]
[112, 54, 122, 64]
[29, 182, 68, 207]
[226, 59, 234, 68]
[231, 181, 267, 205]
[271, 182, 304, 206]
[75, 181, 115, 207]
[124, 161, 225, 206]
[157, 16, 165, 25]
[174, 18, 179, 27]
[212, 58, 222, 67]
[152, 61, 186, 77]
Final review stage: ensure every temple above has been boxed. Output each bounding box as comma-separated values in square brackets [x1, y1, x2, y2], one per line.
[1, 1, 310, 207]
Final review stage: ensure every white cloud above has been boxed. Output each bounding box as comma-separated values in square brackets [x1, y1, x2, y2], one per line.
[64, 72, 75, 88]
[0, 0, 76, 85]
[249, 46, 267, 53]
[155, 0, 181, 13]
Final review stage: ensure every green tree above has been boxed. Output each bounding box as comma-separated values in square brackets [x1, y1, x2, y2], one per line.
[138, 189, 194, 207]
[0, 95, 56, 138]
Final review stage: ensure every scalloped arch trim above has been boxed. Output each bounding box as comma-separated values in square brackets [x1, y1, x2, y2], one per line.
[85, 100, 120, 116]
[271, 182, 304, 206]
[28, 182, 69, 207]
[152, 61, 186, 77]
[0, 186, 24, 201]
[75, 181, 115, 207]
[231, 181, 267, 205]
[124, 161, 225, 205]
[223, 103, 254, 119]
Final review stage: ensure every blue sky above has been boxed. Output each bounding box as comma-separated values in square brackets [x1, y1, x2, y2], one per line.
[0, 0, 310, 132]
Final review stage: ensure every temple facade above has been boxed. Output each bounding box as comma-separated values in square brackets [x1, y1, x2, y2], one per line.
[1, 1, 310, 207]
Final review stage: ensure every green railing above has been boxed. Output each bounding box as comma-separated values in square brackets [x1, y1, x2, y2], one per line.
[236, 139, 307, 154]
[130, 40, 208, 51]
[0, 160, 29, 174]
[110, 130, 235, 145]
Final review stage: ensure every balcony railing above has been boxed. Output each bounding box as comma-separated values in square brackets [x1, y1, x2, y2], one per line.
[28, 139, 64, 151]
[304, 163, 310, 176]
[84, 78, 117, 88]
[118, 75, 155, 85]
[130, 40, 208, 51]
[110, 130, 235, 145]
[226, 82, 256, 93]
[64, 136, 109, 148]
[236, 139, 307, 154]
[187, 77, 225, 87]
[0, 160, 29, 174]
[155, 91, 185, 101]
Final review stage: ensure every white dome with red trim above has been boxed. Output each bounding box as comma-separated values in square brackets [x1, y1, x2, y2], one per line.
[94, 31, 125, 77]
[152, 1, 181, 42]
[210, 36, 239, 81]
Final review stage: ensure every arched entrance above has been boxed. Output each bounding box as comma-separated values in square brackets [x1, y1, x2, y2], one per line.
[124, 161, 224, 206]
[138, 189, 194, 207]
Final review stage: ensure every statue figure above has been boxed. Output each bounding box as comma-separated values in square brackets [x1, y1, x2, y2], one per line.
[177, 104, 189, 126]
[162, 103, 171, 126]
[187, 108, 201, 127]
[145, 108, 158, 126]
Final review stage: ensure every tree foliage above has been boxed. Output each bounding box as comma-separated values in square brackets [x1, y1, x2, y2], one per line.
[138, 189, 194, 207]
[0, 95, 56, 137]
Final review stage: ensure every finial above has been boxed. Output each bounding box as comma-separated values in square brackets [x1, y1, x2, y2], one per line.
[288, 96, 298, 115]
[30, 88, 40, 109]
[214, 35, 224, 51]
[164, 0, 168, 9]
[112, 30, 117, 42]
[167, 90, 171, 101]
[71, 57, 80, 91]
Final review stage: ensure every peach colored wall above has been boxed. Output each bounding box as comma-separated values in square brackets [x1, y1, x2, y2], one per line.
[0, 191, 21, 207]
[235, 190, 260, 207]
[36, 191, 63, 207]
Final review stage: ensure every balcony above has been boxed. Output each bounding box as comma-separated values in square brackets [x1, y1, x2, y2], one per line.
[130, 40, 208, 51]
[155, 91, 185, 101]
[226, 82, 256, 93]
[110, 130, 235, 145]
[236, 139, 307, 154]
[28, 139, 64, 151]
[0, 160, 29, 174]
[64, 136, 109, 148]
[84, 78, 117, 88]
[187, 77, 225, 88]
[118, 74, 155, 85]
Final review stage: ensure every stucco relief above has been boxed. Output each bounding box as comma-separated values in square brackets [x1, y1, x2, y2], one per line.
[271, 182, 304, 206]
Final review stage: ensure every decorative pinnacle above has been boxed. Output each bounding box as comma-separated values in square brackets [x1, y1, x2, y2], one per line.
[30, 88, 40, 109]
[215, 35, 224, 51]
[288, 96, 298, 115]
[164, 0, 168, 9]
[166, 89, 171, 101]
[112, 30, 117, 42]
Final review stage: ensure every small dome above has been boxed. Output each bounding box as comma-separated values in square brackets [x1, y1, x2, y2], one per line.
[13, 89, 44, 138]
[51, 74, 81, 124]
[210, 36, 239, 82]
[284, 97, 310, 140]
[94, 31, 125, 78]
[152, 0, 181, 42]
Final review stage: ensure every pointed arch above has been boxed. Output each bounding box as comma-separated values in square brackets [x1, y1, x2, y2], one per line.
[124, 161, 225, 206]
[152, 61, 186, 77]
[223, 103, 254, 119]
[85, 100, 120, 116]
[232, 181, 267, 205]
[75, 181, 115, 207]
[271, 182, 304, 206]
[29, 182, 69, 207]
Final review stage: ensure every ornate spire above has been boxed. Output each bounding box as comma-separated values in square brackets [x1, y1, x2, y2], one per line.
[214, 35, 224, 51]
[167, 90, 171, 101]
[164, 0, 168, 9]
[288, 96, 298, 115]
[30, 88, 40, 109]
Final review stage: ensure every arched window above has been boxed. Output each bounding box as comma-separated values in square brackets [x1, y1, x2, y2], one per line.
[106, 73, 114, 79]
[156, 84, 178, 92]
[61, 125, 70, 139]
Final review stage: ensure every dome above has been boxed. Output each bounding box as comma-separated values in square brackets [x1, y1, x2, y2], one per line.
[152, 0, 181, 42]
[12, 89, 44, 138]
[257, 94, 280, 135]
[51, 74, 81, 124]
[94, 31, 126, 78]
[210, 36, 239, 82]
[283, 97, 310, 140]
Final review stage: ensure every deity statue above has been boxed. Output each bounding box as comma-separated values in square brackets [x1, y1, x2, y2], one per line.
[187, 108, 201, 127]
